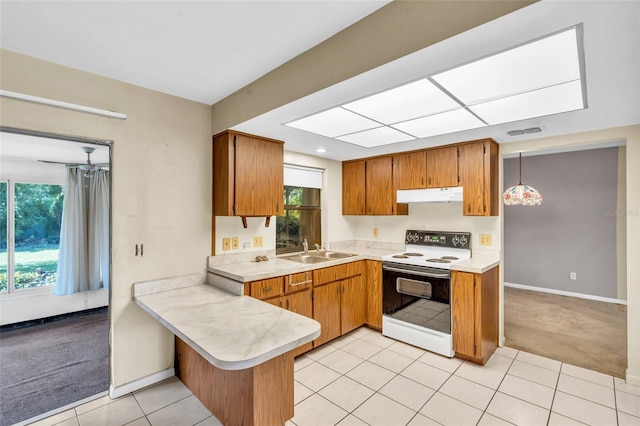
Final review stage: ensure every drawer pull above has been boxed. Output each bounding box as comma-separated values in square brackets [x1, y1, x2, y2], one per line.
[263, 287, 272, 292]
[289, 279, 312, 287]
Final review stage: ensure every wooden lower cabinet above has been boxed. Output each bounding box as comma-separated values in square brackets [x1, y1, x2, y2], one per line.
[266, 290, 314, 357]
[365, 260, 382, 330]
[452, 266, 499, 365]
[176, 337, 294, 425]
[312, 281, 342, 346]
[340, 276, 366, 335]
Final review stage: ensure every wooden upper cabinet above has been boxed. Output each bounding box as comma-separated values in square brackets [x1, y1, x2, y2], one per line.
[342, 160, 366, 215]
[394, 151, 426, 189]
[426, 146, 458, 188]
[458, 140, 499, 216]
[365, 156, 395, 215]
[212, 130, 284, 217]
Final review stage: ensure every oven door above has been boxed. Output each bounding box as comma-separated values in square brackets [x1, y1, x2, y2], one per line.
[382, 262, 451, 334]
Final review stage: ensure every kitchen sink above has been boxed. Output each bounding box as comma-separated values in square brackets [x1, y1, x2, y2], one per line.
[313, 251, 357, 259]
[281, 251, 357, 264]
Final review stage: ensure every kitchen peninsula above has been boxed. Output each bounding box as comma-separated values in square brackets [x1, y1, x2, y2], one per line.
[133, 275, 320, 426]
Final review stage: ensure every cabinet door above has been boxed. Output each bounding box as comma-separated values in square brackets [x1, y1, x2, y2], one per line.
[366, 157, 394, 215]
[313, 282, 342, 346]
[394, 151, 426, 189]
[458, 142, 486, 216]
[341, 276, 366, 335]
[426, 146, 458, 188]
[452, 271, 479, 358]
[234, 133, 284, 216]
[365, 260, 383, 330]
[342, 160, 366, 215]
[285, 290, 314, 356]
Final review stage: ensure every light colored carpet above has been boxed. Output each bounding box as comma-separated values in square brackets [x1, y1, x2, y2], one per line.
[504, 286, 627, 378]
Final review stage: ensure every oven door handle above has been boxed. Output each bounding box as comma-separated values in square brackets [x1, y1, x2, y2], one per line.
[382, 265, 450, 279]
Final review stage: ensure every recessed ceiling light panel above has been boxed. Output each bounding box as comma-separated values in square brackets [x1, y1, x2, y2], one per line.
[392, 109, 486, 139]
[432, 27, 582, 104]
[337, 126, 415, 148]
[285, 107, 380, 137]
[342, 79, 460, 124]
[470, 80, 584, 125]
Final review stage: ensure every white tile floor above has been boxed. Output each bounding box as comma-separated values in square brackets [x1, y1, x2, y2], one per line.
[28, 327, 640, 426]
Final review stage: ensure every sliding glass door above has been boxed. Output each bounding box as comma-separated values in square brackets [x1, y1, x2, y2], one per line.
[0, 180, 64, 293]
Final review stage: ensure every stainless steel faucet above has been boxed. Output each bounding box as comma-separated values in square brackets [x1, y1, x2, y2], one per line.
[315, 243, 321, 253]
[303, 238, 308, 254]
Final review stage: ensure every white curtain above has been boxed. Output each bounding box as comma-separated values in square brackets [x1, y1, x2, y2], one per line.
[55, 168, 109, 295]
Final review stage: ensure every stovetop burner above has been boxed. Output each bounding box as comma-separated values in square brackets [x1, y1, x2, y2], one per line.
[381, 230, 471, 269]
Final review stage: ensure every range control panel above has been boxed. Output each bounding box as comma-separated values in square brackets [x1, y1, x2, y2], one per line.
[405, 230, 471, 249]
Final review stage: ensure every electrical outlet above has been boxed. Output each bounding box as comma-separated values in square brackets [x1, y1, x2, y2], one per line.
[570, 272, 577, 280]
[253, 236, 264, 247]
[232, 237, 239, 250]
[222, 238, 231, 251]
[479, 234, 492, 246]
[373, 228, 379, 238]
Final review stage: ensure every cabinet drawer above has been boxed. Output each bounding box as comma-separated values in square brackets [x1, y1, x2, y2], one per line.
[313, 261, 364, 286]
[249, 277, 284, 300]
[285, 271, 313, 293]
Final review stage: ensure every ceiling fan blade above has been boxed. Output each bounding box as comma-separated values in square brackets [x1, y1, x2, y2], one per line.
[37, 159, 80, 165]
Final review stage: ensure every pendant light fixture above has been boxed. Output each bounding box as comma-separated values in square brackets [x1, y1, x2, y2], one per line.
[503, 153, 542, 206]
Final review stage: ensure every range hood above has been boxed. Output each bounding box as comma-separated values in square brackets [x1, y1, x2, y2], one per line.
[397, 186, 463, 203]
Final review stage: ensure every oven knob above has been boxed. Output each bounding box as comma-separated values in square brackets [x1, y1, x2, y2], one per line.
[460, 236, 468, 246]
[452, 235, 459, 246]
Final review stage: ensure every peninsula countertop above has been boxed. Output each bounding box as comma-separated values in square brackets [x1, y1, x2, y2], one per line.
[134, 278, 320, 370]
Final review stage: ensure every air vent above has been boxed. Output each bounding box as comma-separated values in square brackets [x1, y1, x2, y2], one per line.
[507, 127, 542, 136]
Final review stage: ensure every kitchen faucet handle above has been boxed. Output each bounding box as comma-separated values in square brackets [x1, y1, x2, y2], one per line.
[314, 243, 320, 253]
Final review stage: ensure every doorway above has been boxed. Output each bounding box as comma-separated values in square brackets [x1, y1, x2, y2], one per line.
[502, 144, 627, 378]
[0, 128, 112, 425]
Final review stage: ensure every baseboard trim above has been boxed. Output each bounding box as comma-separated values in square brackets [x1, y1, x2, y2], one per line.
[504, 282, 627, 305]
[109, 367, 175, 399]
[626, 369, 640, 386]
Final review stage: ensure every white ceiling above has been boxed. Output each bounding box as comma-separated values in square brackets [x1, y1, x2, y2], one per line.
[0, 0, 638, 163]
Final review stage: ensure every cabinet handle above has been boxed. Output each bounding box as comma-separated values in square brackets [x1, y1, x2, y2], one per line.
[421, 177, 424, 186]
[279, 300, 283, 308]
[286, 299, 290, 310]
[288, 273, 312, 287]
[428, 177, 431, 186]
[263, 287, 272, 293]
[467, 203, 471, 213]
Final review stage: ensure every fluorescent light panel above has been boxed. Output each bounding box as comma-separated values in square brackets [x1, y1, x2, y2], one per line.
[471, 80, 584, 125]
[337, 126, 415, 147]
[432, 28, 581, 104]
[284, 26, 584, 148]
[392, 109, 486, 139]
[286, 107, 380, 138]
[342, 79, 460, 124]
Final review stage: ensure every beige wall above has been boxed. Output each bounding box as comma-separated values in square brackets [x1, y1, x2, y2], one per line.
[0, 49, 212, 388]
[499, 125, 640, 384]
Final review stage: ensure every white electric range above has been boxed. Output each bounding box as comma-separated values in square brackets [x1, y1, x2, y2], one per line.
[381, 230, 471, 357]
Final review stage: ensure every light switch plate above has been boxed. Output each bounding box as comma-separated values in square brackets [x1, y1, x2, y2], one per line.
[479, 234, 492, 246]
[373, 228, 379, 238]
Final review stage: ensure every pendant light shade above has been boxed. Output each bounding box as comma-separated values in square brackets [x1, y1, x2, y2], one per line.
[503, 153, 542, 206]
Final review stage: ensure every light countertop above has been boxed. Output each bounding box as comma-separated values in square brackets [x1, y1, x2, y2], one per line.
[208, 246, 397, 283]
[451, 255, 500, 274]
[208, 245, 500, 282]
[134, 279, 320, 370]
